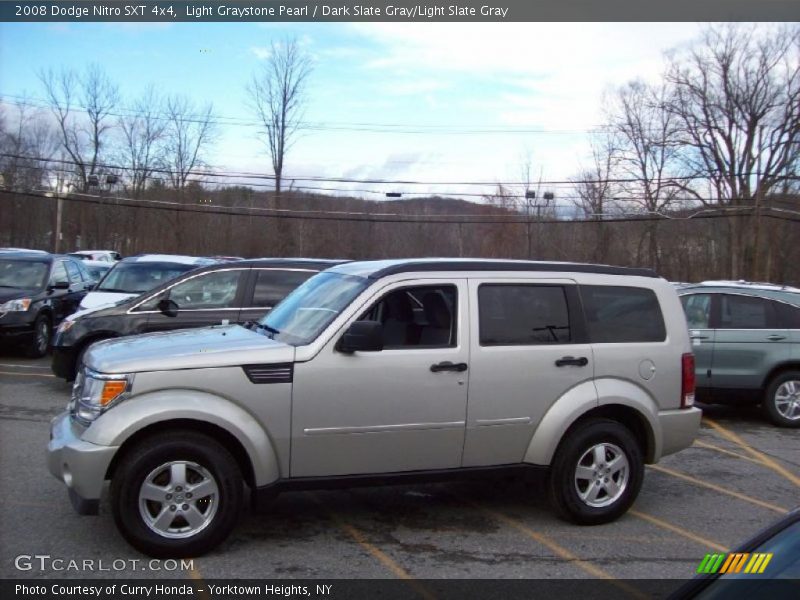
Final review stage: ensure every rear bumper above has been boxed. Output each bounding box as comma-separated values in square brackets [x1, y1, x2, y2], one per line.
[658, 406, 703, 459]
[47, 411, 118, 515]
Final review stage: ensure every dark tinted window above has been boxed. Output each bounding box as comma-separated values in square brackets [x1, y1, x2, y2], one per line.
[719, 294, 777, 329]
[777, 302, 800, 329]
[582, 285, 666, 343]
[362, 285, 457, 348]
[479, 284, 570, 345]
[251, 269, 315, 308]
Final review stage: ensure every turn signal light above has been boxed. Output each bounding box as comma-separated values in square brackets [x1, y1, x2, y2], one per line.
[100, 380, 127, 406]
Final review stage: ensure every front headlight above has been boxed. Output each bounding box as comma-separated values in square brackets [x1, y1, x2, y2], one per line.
[57, 319, 76, 334]
[70, 368, 133, 425]
[0, 298, 31, 312]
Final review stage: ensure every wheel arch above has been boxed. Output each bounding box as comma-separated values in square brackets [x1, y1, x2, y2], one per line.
[105, 418, 256, 488]
[761, 362, 800, 392]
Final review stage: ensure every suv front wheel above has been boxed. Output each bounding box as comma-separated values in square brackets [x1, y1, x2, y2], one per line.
[547, 419, 643, 525]
[763, 371, 800, 428]
[111, 431, 243, 558]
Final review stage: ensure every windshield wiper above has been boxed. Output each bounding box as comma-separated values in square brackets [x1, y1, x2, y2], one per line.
[97, 288, 132, 293]
[243, 321, 280, 338]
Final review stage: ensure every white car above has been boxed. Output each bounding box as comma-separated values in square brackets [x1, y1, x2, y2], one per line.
[79, 254, 217, 310]
[69, 250, 122, 263]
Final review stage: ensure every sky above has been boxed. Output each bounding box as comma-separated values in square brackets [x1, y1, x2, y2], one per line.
[0, 21, 708, 203]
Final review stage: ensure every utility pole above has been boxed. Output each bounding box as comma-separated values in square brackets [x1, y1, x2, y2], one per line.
[752, 125, 764, 282]
[53, 189, 64, 254]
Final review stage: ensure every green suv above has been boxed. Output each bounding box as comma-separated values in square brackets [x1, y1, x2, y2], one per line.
[679, 281, 800, 427]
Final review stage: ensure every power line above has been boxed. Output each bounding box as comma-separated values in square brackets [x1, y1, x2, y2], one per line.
[6, 152, 792, 190]
[5, 188, 797, 225]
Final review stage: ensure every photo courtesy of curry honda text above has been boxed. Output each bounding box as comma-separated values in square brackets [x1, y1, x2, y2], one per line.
[47, 259, 702, 557]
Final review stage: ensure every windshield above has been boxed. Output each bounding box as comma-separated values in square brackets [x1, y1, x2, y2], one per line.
[0, 259, 49, 290]
[260, 272, 369, 346]
[97, 262, 196, 294]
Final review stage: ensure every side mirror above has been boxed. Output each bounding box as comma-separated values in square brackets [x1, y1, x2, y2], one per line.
[337, 320, 384, 353]
[49, 281, 70, 291]
[157, 297, 179, 318]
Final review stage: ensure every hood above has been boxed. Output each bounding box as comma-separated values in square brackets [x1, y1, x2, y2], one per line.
[0, 287, 38, 303]
[85, 324, 295, 374]
[79, 291, 137, 310]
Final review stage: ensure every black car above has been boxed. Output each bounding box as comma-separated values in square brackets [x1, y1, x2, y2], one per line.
[51, 258, 345, 379]
[670, 507, 800, 599]
[0, 252, 95, 357]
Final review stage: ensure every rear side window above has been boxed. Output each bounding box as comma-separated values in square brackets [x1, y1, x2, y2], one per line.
[719, 294, 777, 329]
[777, 302, 800, 329]
[582, 285, 666, 343]
[250, 269, 315, 308]
[479, 284, 571, 345]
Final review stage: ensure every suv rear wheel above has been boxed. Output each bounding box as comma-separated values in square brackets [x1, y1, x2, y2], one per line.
[111, 431, 243, 557]
[548, 419, 643, 525]
[763, 371, 800, 428]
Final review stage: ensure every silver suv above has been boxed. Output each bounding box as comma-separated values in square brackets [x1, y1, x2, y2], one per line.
[47, 259, 701, 557]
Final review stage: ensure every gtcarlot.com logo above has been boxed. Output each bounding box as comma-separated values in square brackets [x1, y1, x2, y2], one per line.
[14, 554, 194, 572]
[697, 552, 773, 575]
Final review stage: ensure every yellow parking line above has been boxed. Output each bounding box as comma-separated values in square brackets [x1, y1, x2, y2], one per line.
[188, 565, 211, 600]
[629, 509, 727, 553]
[468, 502, 646, 599]
[648, 464, 788, 514]
[0, 370, 55, 378]
[703, 417, 800, 488]
[693, 439, 764, 465]
[311, 497, 435, 600]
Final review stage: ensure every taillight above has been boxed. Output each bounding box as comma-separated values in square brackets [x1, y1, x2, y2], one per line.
[681, 352, 696, 408]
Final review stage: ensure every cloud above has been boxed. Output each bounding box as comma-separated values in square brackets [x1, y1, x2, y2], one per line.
[250, 46, 272, 60]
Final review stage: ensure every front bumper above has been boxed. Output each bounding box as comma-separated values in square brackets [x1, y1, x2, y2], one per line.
[0, 317, 36, 344]
[658, 406, 703, 459]
[47, 411, 119, 515]
[51, 345, 79, 380]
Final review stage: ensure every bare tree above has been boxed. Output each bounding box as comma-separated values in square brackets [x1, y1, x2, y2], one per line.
[163, 95, 217, 193]
[607, 81, 686, 269]
[118, 86, 167, 197]
[571, 135, 620, 220]
[663, 25, 800, 278]
[38, 65, 119, 191]
[0, 97, 58, 191]
[247, 38, 312, 196]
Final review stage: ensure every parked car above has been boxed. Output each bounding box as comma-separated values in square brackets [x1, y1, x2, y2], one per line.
[48, 259, 701, 557]
[0, 247, 49, 254]
[69, 250, 122, 263]
[0, 252, 95, 356]
[670, 507, 800, 598]
[51, 258, 345, 380]
[81, 259, 113, 284]
[679, 281, 800, 427]
[79, 254, 217, 310]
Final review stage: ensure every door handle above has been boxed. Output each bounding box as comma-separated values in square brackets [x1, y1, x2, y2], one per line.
[766, 334, 787, 341]
[430, 361, 468, 373]
[690, 335, 710, 340]
[555, 356, 589, 367]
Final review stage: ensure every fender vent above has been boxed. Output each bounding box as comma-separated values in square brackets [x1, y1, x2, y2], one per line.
[242, 363, 293, 384]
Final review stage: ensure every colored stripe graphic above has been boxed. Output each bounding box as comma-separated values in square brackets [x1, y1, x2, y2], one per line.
[697, 552, 773, 575]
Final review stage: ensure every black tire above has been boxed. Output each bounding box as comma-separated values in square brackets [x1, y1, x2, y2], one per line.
[547, 419, 643, 525]
[111, 431, 243, 558]
[763, 371, 800, 428]
[26, 313, 51, 358]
